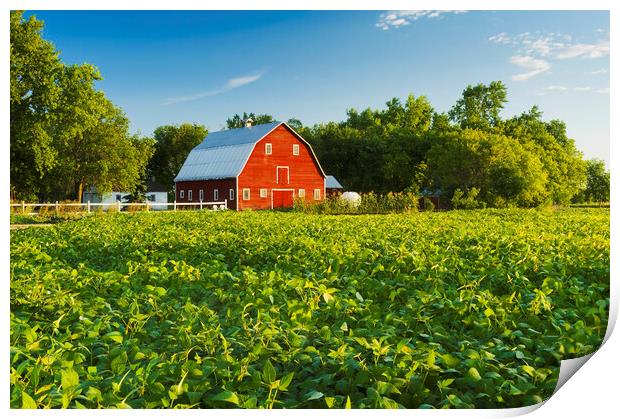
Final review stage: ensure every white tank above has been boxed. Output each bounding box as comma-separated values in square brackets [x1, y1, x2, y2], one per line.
[340, 191, 361, 207]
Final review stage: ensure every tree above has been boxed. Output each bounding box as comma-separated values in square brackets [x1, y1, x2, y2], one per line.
[226, 112, 274, 129]
[10, 11, 63, 200]
[448, 81, 507, 130]
[11, 11, 155, 202]
[149, 124, 208, 192]
[583, 159, 610, 204]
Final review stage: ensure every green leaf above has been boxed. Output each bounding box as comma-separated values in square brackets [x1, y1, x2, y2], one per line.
[440, 353, 460, 368]
[21, 391, 37, 409]
[262, 360, 276, 384]
[304, 390, 324, 401]
[209, 390, 239, 405]
[345, 396, 352, 409]
[278, 372, 294, 391]
[467, 367, 482, 381]
[484, 307, 495, 318]
[104, 331, 123, 344]
[439, 378, 455, 388]
[521, 365, 536, 377]
[61, 368, 79, 391]
[340, 322, 348, 332]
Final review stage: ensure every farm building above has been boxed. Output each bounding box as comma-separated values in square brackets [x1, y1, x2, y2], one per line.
[174, 120, 326, 210]
[326, 175, 344, 196]
[82, 178, 168, 210]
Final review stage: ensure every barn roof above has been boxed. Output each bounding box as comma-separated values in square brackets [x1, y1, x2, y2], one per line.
[174, 121, 325, 182]
[326, 175, 343, 189]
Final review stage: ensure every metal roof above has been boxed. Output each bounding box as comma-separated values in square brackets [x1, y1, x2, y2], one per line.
[175, 121, 326, 182]
[194, 121, 281, 149]
[326, 175, 343, 189]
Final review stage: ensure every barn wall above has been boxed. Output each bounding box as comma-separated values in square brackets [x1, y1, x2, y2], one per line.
[175, 179, 237, 210]
[237, 125, 325, 210]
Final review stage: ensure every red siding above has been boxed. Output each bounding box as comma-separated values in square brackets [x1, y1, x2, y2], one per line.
[237, 125, 325, 210]
[175, 179, 237, 210]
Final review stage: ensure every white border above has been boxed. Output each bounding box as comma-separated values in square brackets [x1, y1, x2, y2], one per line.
[3, 2, 616, 418]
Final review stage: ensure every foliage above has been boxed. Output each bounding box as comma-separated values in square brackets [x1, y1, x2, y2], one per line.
[149, 124, 208, 193]
[451, 188, 486, 210]
[301, 83, 586, 206]
[294, 193, 419, 214]
[448, 81, 508, 130]
[577, 159, 610, 204]
[10, 209, 609, 408]
[10, 11, 153, 202]
[226, 112, 275, 129]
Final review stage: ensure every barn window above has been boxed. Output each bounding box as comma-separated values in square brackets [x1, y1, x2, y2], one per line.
[293, 144, 299, 155]
[188, 190, 193, 201]
[214, 189, 219, 201]
[314, 189, 321, 200]
[298, 189, 305, 198]
[116, 194, 122, 201]
[229, 189, 235, 200]
[199, 189, 204, 201]
[180, 190, 185, 199]
[243, 188, 250, 200]
[265, 143, 272, 155]
[260, 189, 267, 198]
[148, 194, 156, 202]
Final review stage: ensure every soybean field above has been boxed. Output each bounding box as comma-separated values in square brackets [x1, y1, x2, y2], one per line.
[10, 209, 609, 408]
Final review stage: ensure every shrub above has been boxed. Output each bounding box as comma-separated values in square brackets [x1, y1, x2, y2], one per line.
[451, 188, 486, 210]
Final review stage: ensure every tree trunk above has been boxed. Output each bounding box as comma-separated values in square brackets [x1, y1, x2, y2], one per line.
[77, 182, 84, 203]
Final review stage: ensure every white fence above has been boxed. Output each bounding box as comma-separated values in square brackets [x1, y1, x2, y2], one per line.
[10, 200, 228, 215]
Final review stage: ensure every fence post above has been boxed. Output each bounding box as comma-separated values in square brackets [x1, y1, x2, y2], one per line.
[174, 200, 177, 211]
[22, 201, 25, 214]
[146, 201, 149, 212]
[200, 200, 203, 210]
[55, 201, 59, 215]
[87, 201, 91, 213]
[117, 200, 121, 212]
[225, 199, 228, 210]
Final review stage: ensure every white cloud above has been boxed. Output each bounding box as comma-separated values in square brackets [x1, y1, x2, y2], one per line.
[545, 85, 568, 91]
[489, 31, 609, 81]
[510, 55, 551, 81]
[595, 87, 610, 94]
[574, 86, 592, 92]
[555, 41, 609, 59]
[590, 68, 608, 75]
[163, 73, 262, 105]
[376, 10, 467, 30]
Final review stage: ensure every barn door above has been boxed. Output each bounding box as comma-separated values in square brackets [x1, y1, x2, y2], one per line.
[277, 167, 289, 184]
[273, 190, 294, 208]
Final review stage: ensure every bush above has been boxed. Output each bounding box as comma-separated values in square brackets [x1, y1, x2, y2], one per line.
[451, 188, 486, 210]
[294, 192, 419, 215]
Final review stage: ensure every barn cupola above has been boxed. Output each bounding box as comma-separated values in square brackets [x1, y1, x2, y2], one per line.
[244, 118, 254, 128]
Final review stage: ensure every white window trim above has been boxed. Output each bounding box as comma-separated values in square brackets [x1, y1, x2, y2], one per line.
[260, 188, 268, 198]
[242, 188, 250, 200]
[314, 189, 321, 200]
[188, 190, 193, 201]
[298, 189, 305, 198]
[180, 190, 185, 199]
[199, 189, 204, 201]
[214, 189, 219, 201]
[293, 144, 300, 156]
[229, 189, 235, 201]
[265, 143, 272, 155]
[276, 166, 290, 184]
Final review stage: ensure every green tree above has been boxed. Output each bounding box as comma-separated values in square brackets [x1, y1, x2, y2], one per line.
[149, 123, 208, 192]
[583, 159, 610, 204]
[10, 11, 63, 200]
[448, 81, 507, 130]
[226, 112, 274, 129]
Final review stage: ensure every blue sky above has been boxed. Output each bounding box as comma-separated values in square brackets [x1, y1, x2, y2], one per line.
[26, 10, 610, 164]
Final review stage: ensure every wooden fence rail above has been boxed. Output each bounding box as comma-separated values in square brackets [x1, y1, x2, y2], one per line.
[10, 200, 228, 214]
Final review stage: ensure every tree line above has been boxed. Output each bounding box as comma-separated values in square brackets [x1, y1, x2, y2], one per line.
[11, 11, 609, 206]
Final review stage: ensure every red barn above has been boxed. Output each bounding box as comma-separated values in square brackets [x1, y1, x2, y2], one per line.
[174, 121, 326, 210]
